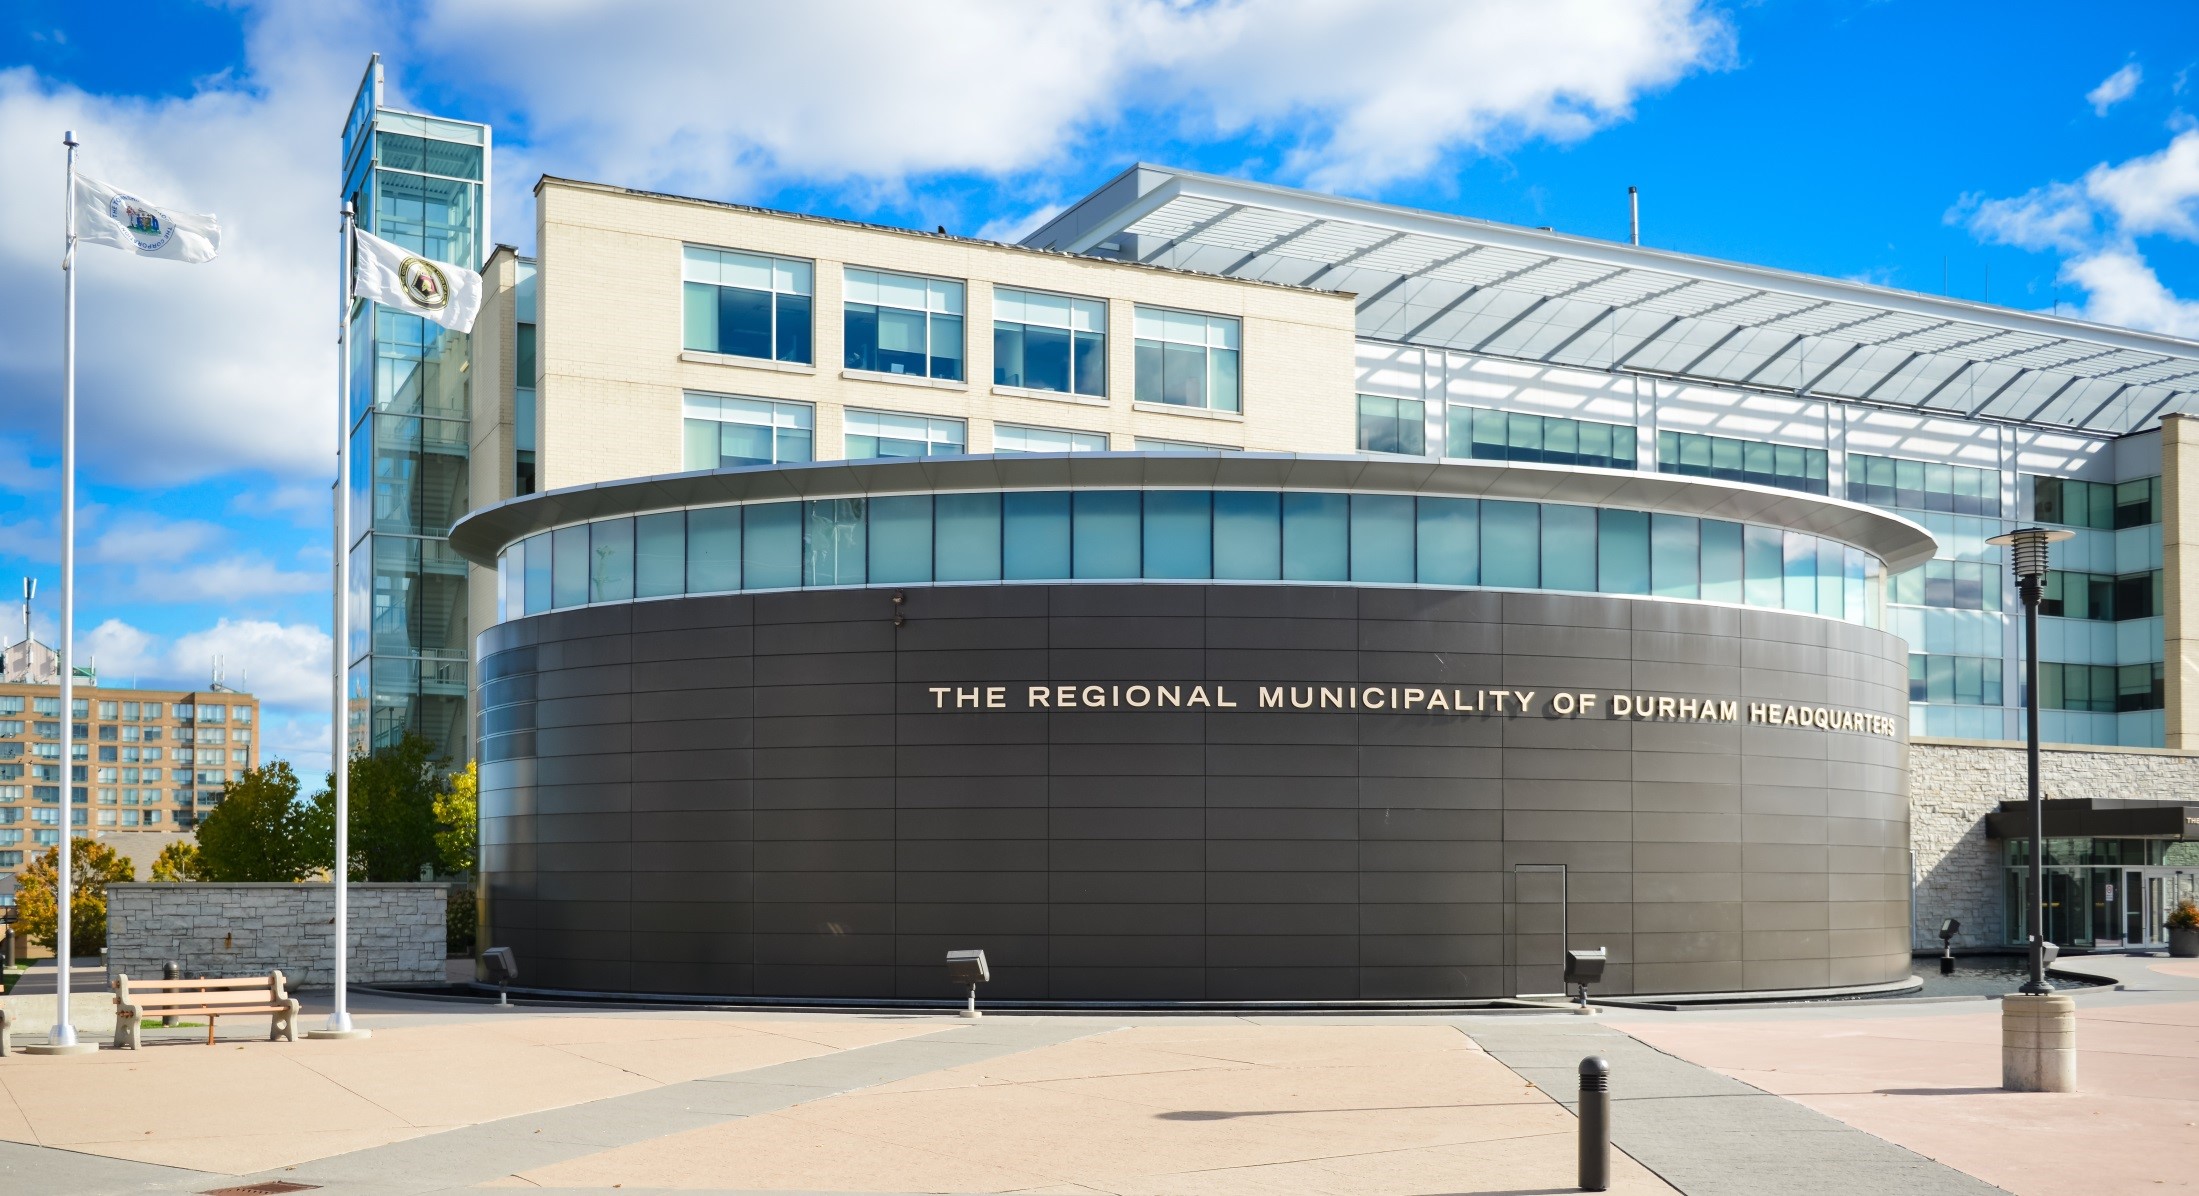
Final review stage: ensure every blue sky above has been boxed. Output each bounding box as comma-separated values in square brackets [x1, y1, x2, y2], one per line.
[1, 0, 2195, 774]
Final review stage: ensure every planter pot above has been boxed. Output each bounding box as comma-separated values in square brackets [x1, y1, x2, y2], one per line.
[2171, 928, 2199, 958]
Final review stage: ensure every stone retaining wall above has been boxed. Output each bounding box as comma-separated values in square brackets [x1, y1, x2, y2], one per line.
[105, 883, 448, 988]
[1910, 741, 2199, 951]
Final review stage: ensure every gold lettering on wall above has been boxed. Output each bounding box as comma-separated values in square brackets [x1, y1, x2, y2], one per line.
[929, 685, 1894, 736]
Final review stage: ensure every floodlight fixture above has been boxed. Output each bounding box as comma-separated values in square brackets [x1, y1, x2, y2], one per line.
[946, 949, 989, 1018]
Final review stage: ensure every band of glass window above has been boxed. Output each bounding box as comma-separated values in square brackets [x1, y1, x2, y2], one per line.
[495, 491, 1886, 627]
[1447, 406, 1638, 470]
[1846, 453, 2001, 516]
[2033, 476, 2161, 531]
[2040, 568, 2162, 622]
[1657, 430, 1828, 496]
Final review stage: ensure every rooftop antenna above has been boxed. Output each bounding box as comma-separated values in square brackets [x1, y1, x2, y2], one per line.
[1628, 187, 1639, 246]
[20, 577, 33, 649]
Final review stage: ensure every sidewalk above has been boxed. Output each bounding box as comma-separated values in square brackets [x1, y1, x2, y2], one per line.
[1612, 952, 2199, 1196]
[3, 964, 2190, 1194]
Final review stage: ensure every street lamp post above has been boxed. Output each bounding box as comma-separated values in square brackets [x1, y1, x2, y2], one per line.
[1987, 524, 2076, 1091]
[1986, 525, 2072, 993]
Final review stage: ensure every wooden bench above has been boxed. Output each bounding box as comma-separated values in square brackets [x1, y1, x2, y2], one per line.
[111, 972, 299, 1049]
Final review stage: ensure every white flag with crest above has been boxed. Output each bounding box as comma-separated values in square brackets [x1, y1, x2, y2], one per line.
[352, 227, 481, 333]
[73, 174, 220, 263]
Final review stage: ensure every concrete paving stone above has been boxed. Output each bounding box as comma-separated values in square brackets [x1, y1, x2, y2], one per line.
[1467, 1020, 2007, 1196]
[0, 1138, 215, 1196]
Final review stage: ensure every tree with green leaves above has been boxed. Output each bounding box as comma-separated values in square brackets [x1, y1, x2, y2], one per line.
[194, 760, 316, 882]
[14, 839, 135, 952]
[149, 840, 201, 882]
[434, 759, 478, 878]
[307, 732, 448, 881]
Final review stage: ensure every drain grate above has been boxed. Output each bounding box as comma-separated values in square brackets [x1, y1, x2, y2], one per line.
[200, 1183, 319, 1195]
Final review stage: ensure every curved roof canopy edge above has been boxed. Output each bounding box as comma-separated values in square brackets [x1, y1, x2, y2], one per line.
[449, 453, 1939, 574]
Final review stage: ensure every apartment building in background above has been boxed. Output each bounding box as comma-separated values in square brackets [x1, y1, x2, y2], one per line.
[0, 631, 258, 901]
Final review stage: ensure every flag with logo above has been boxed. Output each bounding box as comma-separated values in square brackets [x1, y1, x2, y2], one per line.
[72, 174, 220, 263]
[352, 227, 482, 333]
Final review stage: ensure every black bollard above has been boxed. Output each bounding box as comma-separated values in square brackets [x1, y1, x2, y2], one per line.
[162, 960, 181, 1027]
[1578, 1056, 1610, 1192]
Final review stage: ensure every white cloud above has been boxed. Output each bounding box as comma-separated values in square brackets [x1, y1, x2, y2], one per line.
[2060, 248, 2199, 338]
[1960, 128, 2199, 336]
[87, 513, 223, 565]
[2088, 62, 2142, 115]
[79, 615, 330, 709]
[2083, 128, 2199, 240]
[1953, 182, 2095, 253]
[81, 617, 158, 681]
[0, 5, 391, 488]
[418, 0, 1728, 221]
[123, 555, 323, 602]
[170, 618, 331, 707]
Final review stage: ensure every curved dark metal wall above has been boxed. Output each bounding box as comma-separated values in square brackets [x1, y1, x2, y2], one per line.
[476, 584, 1912, 1002]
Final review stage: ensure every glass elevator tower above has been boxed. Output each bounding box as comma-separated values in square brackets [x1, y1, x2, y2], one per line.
[340, 56, 488, 760]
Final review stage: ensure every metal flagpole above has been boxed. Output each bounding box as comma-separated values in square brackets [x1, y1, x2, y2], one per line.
[310, 204, 369, 1040]
[32, 130, 94, 1055]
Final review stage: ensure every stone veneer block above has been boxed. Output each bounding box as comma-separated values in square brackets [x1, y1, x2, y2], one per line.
[105, 883, 451, 989]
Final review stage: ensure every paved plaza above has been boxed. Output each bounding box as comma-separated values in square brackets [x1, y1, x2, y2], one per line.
[0, 957, 2192, 1195]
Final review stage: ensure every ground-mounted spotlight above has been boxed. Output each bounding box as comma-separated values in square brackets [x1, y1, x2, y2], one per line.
[945, 949, 989, 1019]
[1564, 948, 1607, 1011]
[479, 947, 519, 1007]
[1939, 919, 1961, 975]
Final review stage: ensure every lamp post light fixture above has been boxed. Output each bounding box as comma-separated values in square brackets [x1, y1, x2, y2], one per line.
[1988, 524, 2080, 1094]
[1986, 525, 2073, 996]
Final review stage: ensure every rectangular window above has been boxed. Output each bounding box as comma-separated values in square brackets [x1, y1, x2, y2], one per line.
[1597, 509, 1649, 595]
[743, 502, 802, 590]
[845, 409, 965, 459]
[635, 511, 685, 598]
[1350, 494, 1416, 583]
[868, 495, 933, 584]
[1143, 491, 1212, 580]
[685, 507, 743, 594]
[993, 423, 1107, 454]
[2039, 661, 2166, 712]
[1655, 429, 1827, 495]
[1415, 497, 1478, 587]
[1847, 453, 2000, 515]
[1890, 559, 2004, 612]
[1072, 491, 1141, 579]
[682, 393, 814, 470]
[1214, 491, 1282, 580]
[1132, 306, 1240, 412]
[2032, 475, 2161, 530]
[1446, 405, 1636, 470]
[681, 245, 813, 364]
[804, 498, 867, 587]
[935, 492, 1004, 582]
[1908, 654, 2005, 706]
[844, 267, 964, 380]
[97, 701, 116, 719]
[590, 517, 635, 603]
[1539, 505, 1596, 592]
[1480, 500, 1539, 589]
[994, 287, 1106, 396]
[1003, 492, 1071, 580]
[1357, 394, 1427, 456]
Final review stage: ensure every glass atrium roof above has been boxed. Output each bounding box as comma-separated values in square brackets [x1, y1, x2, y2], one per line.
[1024, 166, 2199, 438]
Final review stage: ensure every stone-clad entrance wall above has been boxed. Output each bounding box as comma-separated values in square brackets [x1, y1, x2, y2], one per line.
[1909, 741, 2199, 951]
[479, 583, 1913, 1003]
[106, 882, 448, 988]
